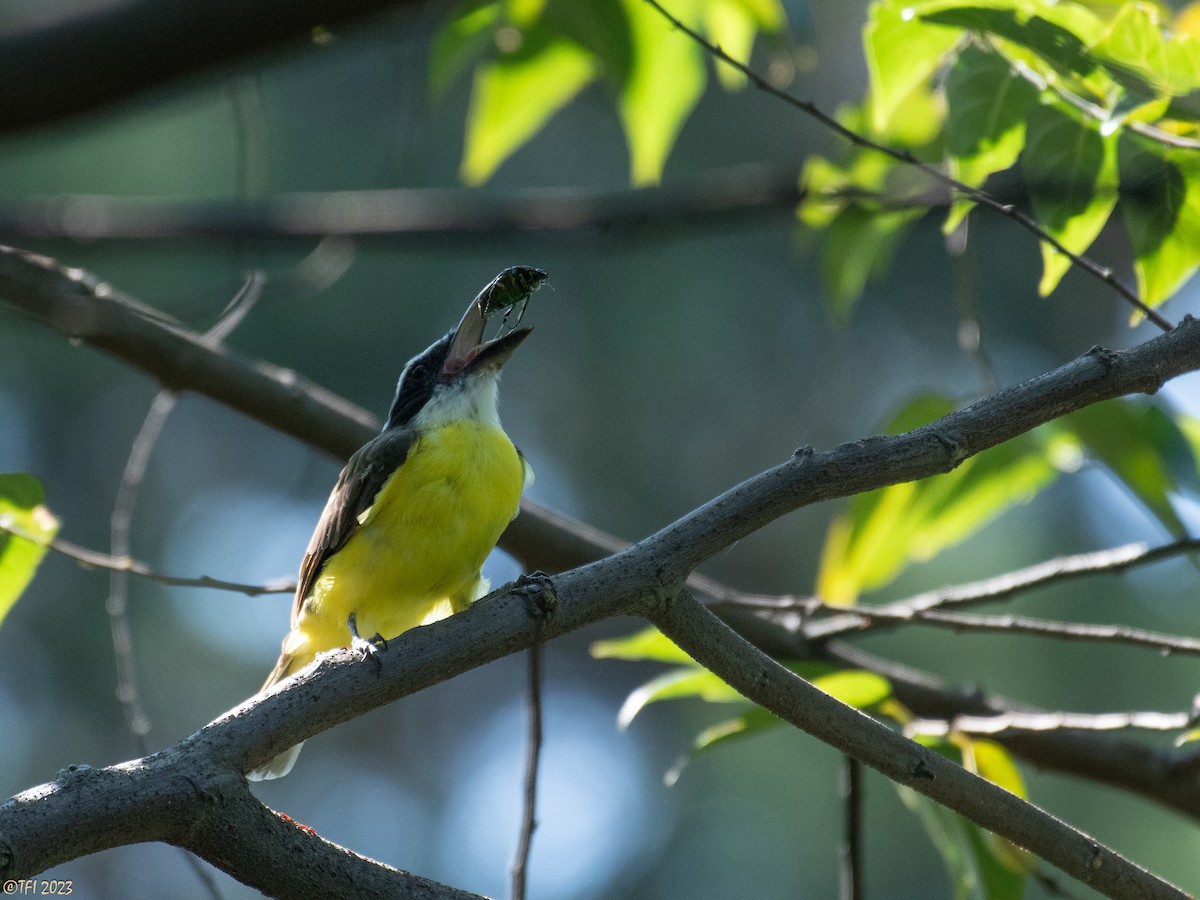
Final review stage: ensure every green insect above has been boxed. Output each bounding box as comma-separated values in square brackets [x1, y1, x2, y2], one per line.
[476, 265, 548, 329]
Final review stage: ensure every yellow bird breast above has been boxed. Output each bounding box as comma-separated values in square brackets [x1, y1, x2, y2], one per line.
[287, 422, 525, 666]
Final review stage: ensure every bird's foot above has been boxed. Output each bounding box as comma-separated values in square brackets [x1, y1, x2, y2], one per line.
[514, 570, 558, 623]
[348, 612, 387, 674]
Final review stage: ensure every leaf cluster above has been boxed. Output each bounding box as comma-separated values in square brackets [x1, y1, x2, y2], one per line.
[804, 0, 1200, 316]
[430, 0, 788, 185]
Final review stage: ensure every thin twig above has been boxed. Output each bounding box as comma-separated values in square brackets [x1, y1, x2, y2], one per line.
[642, 0, 1175, 332]
[909, 708, 1191, 738]
[510, 644, 543, 900]
[858, 605, 1200, 656]
[839, 756, 862, 900]
[106, 272, 264, 900]
[0, 520, 292, 595]
[651, 590, 1188, 899]
[108, 389, 178, 755]
[750, 538, 1200, 642]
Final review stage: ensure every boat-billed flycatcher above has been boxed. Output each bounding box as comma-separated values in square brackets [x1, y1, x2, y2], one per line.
[247, 267, 546, 781]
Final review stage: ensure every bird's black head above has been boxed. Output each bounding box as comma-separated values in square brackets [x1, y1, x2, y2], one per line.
[383, 333, 451, 430]
[381, 267, 543, 432]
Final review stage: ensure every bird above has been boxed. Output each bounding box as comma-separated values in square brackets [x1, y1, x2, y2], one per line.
[247, 267, 545, 781]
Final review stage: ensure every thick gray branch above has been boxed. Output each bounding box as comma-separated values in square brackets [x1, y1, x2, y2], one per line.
[651, 593, 1185, 899]
[4, 313, 1200, 894]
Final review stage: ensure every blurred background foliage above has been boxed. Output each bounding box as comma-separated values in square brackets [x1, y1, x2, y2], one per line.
[2, 0, 1200, 897]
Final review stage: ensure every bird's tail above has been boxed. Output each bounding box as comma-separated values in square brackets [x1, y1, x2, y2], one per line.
[245, 653, 304, 781]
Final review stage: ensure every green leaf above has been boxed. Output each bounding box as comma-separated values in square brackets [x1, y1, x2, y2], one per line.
[864, 0, 961, 133]
[943, 44, 1040, 230]
[618, 0, 707, 185]
[0, 473, 59, 630]
[616, 667, 742, 729]
[1058, 398, 1199, 538]
[817, 395, 1060, 604]
[660, 664, 891, 783]
[591, 624, 694, 664]
[540, 0, 634, 85]
[969, 740, 1037, 874]
[705, 0, 754, 89]
[810, 666, 893, 708]
[461, 29, 598, 184]
[429, 2, 503, 99]
[819, 203, 917, 321]
[597, 624, 892, 737]
[1119, 139, 1200, 307]
[1021, 102, 1119, 296]
[918, 5, 1096, 79]
[898, 736, 1028, 899]
[1091, 2, 1174, 95]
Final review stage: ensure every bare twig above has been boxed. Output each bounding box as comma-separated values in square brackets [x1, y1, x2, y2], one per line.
[107, 273, 263, 899]
[510, 645, 543, 900]
[0, 521, 293, 596]
[762, 538, 1200, 642]
[107, 389, 178, 755]
[642, 0, 1175, 332]
[840, 756, 862, 900]
[852, 605, 1200, 656]
[909, 708, 1191, 738]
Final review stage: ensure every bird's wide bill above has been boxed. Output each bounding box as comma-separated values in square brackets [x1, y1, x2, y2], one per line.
[442, 267, 545, 377]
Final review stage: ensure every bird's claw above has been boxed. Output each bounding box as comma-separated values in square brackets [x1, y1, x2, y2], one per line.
[514, 570, 558, 622]
[348, 612, 387, 674]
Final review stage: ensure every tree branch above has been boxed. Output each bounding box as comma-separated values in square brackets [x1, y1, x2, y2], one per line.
[0, 513, 293, 596]
[826, 641, 1200, 821]
[0, 166, 801, 241]
[7, 245, 1200, 826]
[651, 592, 1186, 899]
[642, 0, 1175, 332]
[5, 299, 1200, 892]
[797, 538, 1200, 641]
[0, 0, 443, 135]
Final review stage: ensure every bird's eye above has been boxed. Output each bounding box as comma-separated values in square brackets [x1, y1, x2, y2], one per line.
[408, 363, 428, 382]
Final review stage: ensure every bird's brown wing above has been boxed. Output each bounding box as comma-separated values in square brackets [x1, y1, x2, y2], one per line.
[290, 428, 416, 626]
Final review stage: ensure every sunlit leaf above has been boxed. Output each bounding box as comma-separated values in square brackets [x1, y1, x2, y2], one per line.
[968, 739, 1037, 874]
[918, 6, 1096, 79]
[817, 395, 1060, 604]
[461, 30, 598, 184]
[619, 0, 707, 185]
[1058, 398, 1199, 537]
[540, 0, 634, 84]
[0, 473, 59, 630]
[864, 0, 961, 133]
[591, 624, 694, 664]
[1091, 2, 1174, 94]
[1021, 102, 1119, 296]
[1119, 139, 1200, 307]
[1175, 727, 1200, 747]
[705, 0, 755, 89]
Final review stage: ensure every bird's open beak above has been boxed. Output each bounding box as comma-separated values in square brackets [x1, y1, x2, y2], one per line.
[441, 293, 532, 378]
